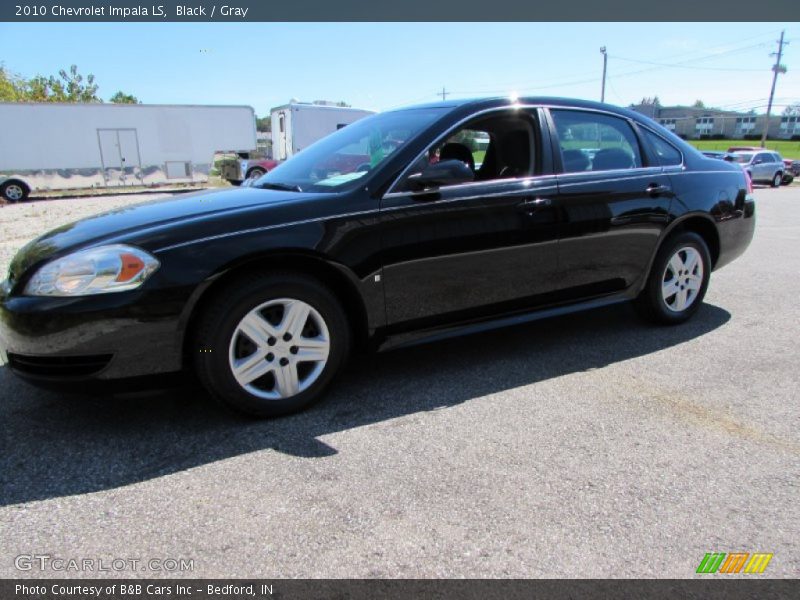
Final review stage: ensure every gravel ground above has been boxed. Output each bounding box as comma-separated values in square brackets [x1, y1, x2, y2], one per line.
[0, 186, 798, 578]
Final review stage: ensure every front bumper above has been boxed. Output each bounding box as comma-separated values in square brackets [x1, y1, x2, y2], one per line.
[0, 284, 186, 382]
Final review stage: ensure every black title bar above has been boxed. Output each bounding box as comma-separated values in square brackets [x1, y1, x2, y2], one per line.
[2, 0, 798, 21]
[2, 579, 799, 600]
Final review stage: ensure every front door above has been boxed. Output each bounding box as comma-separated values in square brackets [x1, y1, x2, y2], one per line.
[380, 109, 561, 333]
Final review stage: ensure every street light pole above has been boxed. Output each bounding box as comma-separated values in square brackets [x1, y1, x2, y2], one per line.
[600, 47, 608, 103]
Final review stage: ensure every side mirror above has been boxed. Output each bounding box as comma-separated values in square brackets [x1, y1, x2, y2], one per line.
[407, 159, 474, 191]
[752, 158, 762, 165]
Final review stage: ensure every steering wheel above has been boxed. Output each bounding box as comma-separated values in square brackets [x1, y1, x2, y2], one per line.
[355, 163, 371, 173]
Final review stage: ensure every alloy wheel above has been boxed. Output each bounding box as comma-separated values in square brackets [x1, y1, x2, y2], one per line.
[228, 298, 330, 400]
[661, 246, 704, 313]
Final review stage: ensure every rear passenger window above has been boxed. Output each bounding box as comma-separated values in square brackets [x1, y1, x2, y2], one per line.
[641, 129, 682, 166]
[551, 109, 642, 173]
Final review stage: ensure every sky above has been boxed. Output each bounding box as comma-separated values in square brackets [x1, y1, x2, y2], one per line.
[0, 22, 797, 117]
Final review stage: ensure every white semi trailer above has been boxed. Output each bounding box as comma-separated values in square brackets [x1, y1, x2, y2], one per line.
[270, 102, 374, 161]
[0, 102, 257, 202]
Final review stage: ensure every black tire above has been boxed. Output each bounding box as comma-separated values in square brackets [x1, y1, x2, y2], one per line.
[193, 272, 351, 417]
[771, 172, 782, 188]
[1, 180, 29, 203]
[634, 231, 711, 325]
[246, 168, 266, 180]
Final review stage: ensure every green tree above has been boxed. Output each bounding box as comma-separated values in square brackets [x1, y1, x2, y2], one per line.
[13, 64, 101, 102]
[255, 116, 271, 131]
[783, 103, 800, 116]
[692, 100, 705, 109]
[110, 91, 140, 104]
[335, 101, 351, 107]
[0, 64, 26, 101]
[57, 64, 100, 102]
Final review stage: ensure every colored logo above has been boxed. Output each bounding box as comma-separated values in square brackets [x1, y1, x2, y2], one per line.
[696, 552, 773, 574]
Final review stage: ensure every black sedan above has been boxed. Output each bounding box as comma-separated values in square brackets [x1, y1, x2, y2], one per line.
[0, 97, 756, 417]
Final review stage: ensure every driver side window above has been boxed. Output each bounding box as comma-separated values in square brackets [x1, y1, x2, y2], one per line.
[397, 112, 537, 192]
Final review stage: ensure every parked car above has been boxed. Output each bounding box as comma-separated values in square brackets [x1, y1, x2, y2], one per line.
[726, 145, 763, 153]
[701, 151, 734, 161]
[730, 150, 786, 187]
[726, 145, 795, 184]
[0, 97, 756, 417]
[218, 155, 280, 185]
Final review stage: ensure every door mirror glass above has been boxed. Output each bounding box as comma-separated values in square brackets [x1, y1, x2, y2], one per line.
[407, 159, 475, 190]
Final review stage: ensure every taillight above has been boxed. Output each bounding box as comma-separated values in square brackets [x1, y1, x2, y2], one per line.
[745, 170, 753, 195]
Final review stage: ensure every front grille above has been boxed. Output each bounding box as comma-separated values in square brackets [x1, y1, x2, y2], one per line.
[7, 353, 113, 377]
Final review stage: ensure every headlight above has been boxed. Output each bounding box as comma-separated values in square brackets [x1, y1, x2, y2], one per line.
[24, 244, 160, 297]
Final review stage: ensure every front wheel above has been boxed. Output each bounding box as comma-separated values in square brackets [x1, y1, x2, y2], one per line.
[194, 273, 351, 417]
[635, 231, 711, 325]
[771, 172, 782, 188]
[246, 168, 266, 180]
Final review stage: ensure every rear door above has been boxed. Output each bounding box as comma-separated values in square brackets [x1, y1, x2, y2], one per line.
[546, 108, 673, 299]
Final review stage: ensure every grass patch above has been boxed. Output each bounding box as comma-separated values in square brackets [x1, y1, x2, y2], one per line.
[688, 140, 800, 160]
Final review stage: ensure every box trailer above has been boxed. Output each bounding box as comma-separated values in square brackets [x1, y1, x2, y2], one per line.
[271, 102, 374, 161]
[0, 102, 257, 202]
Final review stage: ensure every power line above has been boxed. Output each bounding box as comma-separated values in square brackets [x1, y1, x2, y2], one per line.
[608, 55, 764, 72]
[449, 39, 781, 97]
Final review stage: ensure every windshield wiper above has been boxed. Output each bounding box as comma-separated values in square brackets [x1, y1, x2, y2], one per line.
[256, 182, 303, 192]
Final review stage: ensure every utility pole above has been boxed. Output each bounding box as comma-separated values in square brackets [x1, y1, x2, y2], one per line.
[761, 30, 788, 148]
[600, 47, 608, 103]
[440, 87, 449, 101]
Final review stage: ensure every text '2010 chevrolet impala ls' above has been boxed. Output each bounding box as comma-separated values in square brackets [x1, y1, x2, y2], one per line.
[0, 98, 755, 417]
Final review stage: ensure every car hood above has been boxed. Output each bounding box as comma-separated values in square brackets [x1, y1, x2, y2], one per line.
[7, 187, 312, 282]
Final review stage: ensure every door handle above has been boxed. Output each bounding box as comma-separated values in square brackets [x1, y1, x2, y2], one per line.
[517, 197, 553, 213]
[646, 183, 670, 196]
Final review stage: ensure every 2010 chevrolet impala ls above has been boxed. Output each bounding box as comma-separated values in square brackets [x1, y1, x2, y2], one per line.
[0, 98, 755, 417]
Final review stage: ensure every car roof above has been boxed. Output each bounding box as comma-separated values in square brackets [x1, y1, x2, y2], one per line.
[395, 96, 704, 161]
[400, 96, 648, 120]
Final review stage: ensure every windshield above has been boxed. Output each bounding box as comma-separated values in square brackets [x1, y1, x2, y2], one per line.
[255, 107, 447, 193]
[732, 153, 753, 163]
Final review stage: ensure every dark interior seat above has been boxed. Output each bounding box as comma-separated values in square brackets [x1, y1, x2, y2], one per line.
[439, 143, 475, 172]
[498, 130, 530, 178]
[562, 149, 590, 172]
[591, 148, 634, 171]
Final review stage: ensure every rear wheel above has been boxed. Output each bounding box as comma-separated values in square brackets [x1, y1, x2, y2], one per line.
[246, 167, 266, 180]
[771, 172, 782, 188]
[194, 273, 350, 417]
[1, 180, 28, 203]
[635, 231, 711, 325]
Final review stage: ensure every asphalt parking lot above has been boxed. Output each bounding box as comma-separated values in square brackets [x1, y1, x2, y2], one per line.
[0, 185, 798, 578]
